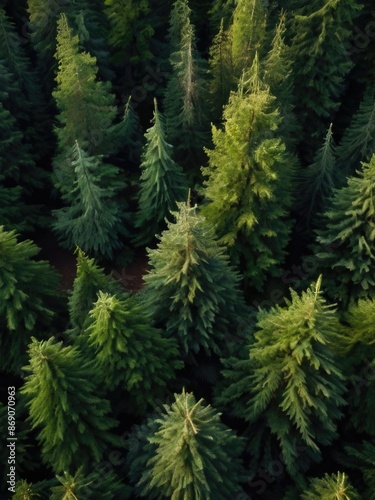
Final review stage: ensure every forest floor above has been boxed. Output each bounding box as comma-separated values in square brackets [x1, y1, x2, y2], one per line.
[34, 230, 149, 294]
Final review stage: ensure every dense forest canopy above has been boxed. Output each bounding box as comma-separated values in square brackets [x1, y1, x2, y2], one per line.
[1, 0, 375, 498]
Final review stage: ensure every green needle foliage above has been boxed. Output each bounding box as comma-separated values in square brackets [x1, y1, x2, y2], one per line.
[313, 154, 375, 304]
[299, 123, 337, 222]
[68, 248, 121, 334]
[83, 291, 183, 411]
[143, 201, 248, 357]
[217, 277, 346, 480]
[128, 389, 244, 499]
[21, 337, 119, 474]
[301, 472, 360, 500]
[336, 85, 375, 177]
[52, 141, 129, 259]
[201, 67, 294, 290]
[164, 0, 210, 157]
[346, 442, 375, 500]
[134, 99, 188, 246]
[0, 227, 59, 374]
[53, 13, 116, 156]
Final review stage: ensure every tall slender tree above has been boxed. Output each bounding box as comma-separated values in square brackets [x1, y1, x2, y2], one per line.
[201, 67, 294, 290]
[134, 99, 188, 246]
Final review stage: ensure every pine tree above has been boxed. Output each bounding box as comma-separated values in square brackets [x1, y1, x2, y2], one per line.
[127, 389, 244, 499]
[216, 277, 347, 480]
[201, 68, 294, 290]
[301, 472, 360, 500]
[68, 248, 121, 334]
[21, 337, 118, 474]
[52, 141, 129, 259]
[299, 123, 337, 222]
[336, 85, 375, 177]
[164, 0, 210, 158]
[231, 0, 268, 78]
[53, 13, 116, 155]
[134, 99, 188, 246]
[83, 291, 183, 412]
[313, 154, 375, 304]
[208, 19, 235, 122]
[104, 0, 154, 64]
[0, 227, 59, 374]
[289, 0, 362, 161]
[142, 201, 248, 357]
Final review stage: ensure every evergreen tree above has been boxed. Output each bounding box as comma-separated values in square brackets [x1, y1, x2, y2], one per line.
[53, 13, 116, 155]
[134, 99, 188, 246]
[289, 0, 362, 161]
[21, 337, 118, 474]
[313, 154, 375, 304]
[201, 69, 294, 290]
[104, 0, 154, 64]
[208, 19, 235, 122]
[164, 0, 210, 158]
[301, 472, 360, 500]
[68, 248, 121, 334]
[127, 389, 244, 499]
[216, 277, 347, 480]
[346, 442, 375, 500]
[52, 141, 129, 259]
[83, 291, 182, 411]
[142, 201, 248, 357]
[299, 123, 337, 222]
[336, 85, 375, 177]
[231, 0, 268, 78]
[0, 227, 59, 374]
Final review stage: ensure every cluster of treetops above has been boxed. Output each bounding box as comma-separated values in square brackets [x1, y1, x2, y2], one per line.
[1, 0, 375, 497]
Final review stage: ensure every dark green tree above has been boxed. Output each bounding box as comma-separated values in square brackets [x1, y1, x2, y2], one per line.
[217, 277, 346, 480]
[104, 0, 154, 64]
[313, 154, 375, 304]
[21, 337, 118, 474]
[299, 123, 337, 222]
[52, 141, 129, 259]
[83, 291, 182, 411]
[127, 389, 244, 499]
[289, 0, 362, 161]
[53, 13, 116, 156]
[201, 69, 294, 290]
[336, 85, 375, 177]
[134, 99, 188, 246]
[164, 0, 210, 158]
[301, 472, 360, 499]
[0, 227, 59, 374]
[346, 442, 375, 500]
[143, 201, 248, 357]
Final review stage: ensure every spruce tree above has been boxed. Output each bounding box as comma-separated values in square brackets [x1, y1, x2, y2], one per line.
[127, 389, 244, 499]
[164, 0, 210, 158]
[53, 13, 116, 156]
[142, 201, 248, 357]
[0, 227, 59, 374]
[201, 68, 294, 290]
[301, 472, 360, 500]
[104, 0, 154, 64]
[21, 337, 118, 474]
[299, 123, 337, 222]
[52, 141, 129, 259]
[230, 0, 268, 78]
[83, 291, 182, 411]
[134, 99, 188, 246]
[216, 277, 347, 480]
[289, 0, 362, 161]
[336, 85, 375, 177]
[313, 154, 375, 304]
[68, 248, 121, 334]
